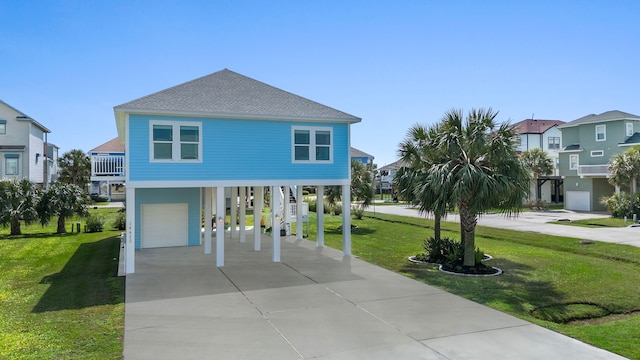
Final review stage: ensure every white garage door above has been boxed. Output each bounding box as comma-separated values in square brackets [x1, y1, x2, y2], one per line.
[565, 191, 590, 211]
[141, 203, 188, 248]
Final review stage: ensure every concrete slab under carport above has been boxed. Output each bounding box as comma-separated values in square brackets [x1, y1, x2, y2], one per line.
[124, 234, 626, 360]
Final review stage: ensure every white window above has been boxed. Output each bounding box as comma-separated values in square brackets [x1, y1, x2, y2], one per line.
[5, 155, 18, 175]
[626, 123, 634, 137]
[292, 126, 333, 163]
[0, 120, 6, 135]
[595, 125, 606, 141]
[547, 137, 560, 150]
[591, 150, 604, 157]
[150, 121, 201, 162]
[569, 154, 579, 170]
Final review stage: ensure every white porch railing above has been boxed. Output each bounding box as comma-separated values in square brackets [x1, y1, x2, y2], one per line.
[577, 164, 610, 177]
[91, 155, 125, 178]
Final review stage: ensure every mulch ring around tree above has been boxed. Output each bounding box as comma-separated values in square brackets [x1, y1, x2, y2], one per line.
[408, 255, 502, 277]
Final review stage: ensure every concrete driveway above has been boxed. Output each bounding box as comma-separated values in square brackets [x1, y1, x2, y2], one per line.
[124, 235, 626, 359]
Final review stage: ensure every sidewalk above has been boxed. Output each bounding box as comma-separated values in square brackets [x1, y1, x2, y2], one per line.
[370, 205, 640, 248]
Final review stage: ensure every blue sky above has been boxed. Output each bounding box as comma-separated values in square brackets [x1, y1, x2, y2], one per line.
[1, 0, 639, 166]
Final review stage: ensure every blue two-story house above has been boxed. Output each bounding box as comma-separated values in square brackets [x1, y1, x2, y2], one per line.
[114, 69, 361, 274]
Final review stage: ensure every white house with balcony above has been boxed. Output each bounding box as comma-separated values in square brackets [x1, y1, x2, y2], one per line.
[89, 137, 126, 201]
[513, 118, 566, 203]
[0, 99, 56, 187]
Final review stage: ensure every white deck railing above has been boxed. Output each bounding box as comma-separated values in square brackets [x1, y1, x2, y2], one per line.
[577, 164, 610, 177]
[91, 155, 125, 178]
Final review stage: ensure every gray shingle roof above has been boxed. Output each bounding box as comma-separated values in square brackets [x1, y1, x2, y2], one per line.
[0, 99, 51, 133]
[114, 69, 361, 123]
[621, 132, 640, 145]
[350, 147, 374, 159]
[559, 110, 640, 128]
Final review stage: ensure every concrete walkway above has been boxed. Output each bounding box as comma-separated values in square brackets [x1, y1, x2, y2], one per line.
[124, 235, 626, 359]
[370, 205, 640, 248]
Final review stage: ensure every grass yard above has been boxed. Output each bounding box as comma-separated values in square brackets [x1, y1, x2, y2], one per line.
[0, 207, 124, 359]
[553, 217, 633, 228]
[294, 211, 640, 360]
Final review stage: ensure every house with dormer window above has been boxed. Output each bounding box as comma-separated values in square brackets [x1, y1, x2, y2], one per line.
[558, 110, 640, 211]
[114, 69, 361, 274]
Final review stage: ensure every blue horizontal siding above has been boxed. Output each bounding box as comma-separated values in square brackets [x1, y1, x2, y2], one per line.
[128, 114, 350, 181]
[134, 187, 201, 249]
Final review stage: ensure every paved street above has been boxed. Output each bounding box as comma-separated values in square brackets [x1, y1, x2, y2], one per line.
[369, 204, 640, 248]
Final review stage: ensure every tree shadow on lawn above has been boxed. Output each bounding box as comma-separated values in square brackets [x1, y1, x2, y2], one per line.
[32, 236, 124, 313]
[401, 258, 569, 317]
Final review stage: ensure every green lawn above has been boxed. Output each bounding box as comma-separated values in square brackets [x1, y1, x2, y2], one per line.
[294, 211, 640, 360]
[552, 217, 634, 228]
[0, 208, 124, 359]
[3, 207, 639, 359]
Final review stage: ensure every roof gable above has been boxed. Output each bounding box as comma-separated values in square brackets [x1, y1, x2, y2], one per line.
[350, 147, 374, 159]
[513, 119, 565, 134]
[379, 159, 407, 171]
[90, 137, 125, 153]
[0, 99, 51, 133]
[114, 69, 361, 123]
[559, 110, 640, 129]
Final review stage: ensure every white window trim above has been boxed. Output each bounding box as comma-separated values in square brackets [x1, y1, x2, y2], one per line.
[626, 122, 634, 137]
[291, 126, 333, 164]
[595, 124, 606, 142]
[149, 120, 202, 163]
[547, 136, 560, 150]
[569, 154, 579, 170]
[590, 150, 604, 157]
[0, 122, 6, 135]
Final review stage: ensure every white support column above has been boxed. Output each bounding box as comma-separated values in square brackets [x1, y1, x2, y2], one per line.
[253, 186, 263, 251]
[272, 186, 281, 262]
[316, 185, 325, 248]
[231, 187, 238, 238]
[204, 187, 212, 254]
[239, 187, 247, 243]
[125, 187, 136, 274]
[341, 184, 351, 257]
[296, 185, 303, 240]
[216, 187, 225, 267]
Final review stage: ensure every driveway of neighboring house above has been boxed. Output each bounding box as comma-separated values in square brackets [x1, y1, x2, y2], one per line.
[123, 235, 625, 360]
[370, 204, 640, 248]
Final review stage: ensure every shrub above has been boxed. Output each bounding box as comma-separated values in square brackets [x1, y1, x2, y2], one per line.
[113, 211, 126, 230]
[90, 193, 108, 202]
[85, 214, 105, 232]
[420, 237, 462, 264]
[525, 199, 548, 210]
[352, 206, 365, 219]
[601, 192, 632, 218]
[308, 200, 317, 213]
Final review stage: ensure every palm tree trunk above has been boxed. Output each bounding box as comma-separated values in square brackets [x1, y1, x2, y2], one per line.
[10, 217, 21, 235]
[459, 203, 477, 267]
[57, 216, 67, 234]
[434, 213, 441, 241]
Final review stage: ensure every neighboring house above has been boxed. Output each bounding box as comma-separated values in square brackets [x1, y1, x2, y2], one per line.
[114, 69, 361, 274]
[558, 110, 640, 211]
[513, 118, 566, 203]
[350, 147, 374, 165]
[0, 99, 54, 187]
[378, 159, 406, 194]
[89, 137, 126, 201]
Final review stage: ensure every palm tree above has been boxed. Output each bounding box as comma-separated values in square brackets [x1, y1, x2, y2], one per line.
[58, 149, 91, 190]
[414, 108, 530, 267]
[521, 148, 554, 206]
[0, 178, 40, 235]
[38, 182, 90, 233]
[326, 160, 375, 214]
[609, 146, 640, 195]
[397, 124, 449, 241]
